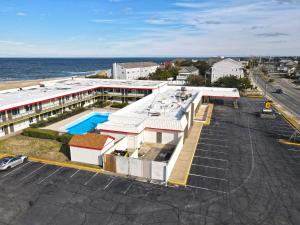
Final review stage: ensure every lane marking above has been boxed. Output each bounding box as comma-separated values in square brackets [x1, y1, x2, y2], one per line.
[70, 169, 80, 178]
[20, 164, 47, 181]
[186, 184, 226, 194]
[84, 173, 98, 186]
[192, 164, 227, 170]
[38, 167, 63, 184]
[198, 143, 228, 148]
[194, 156, 228, 162]
[196, 149, 228, 155]
[123, 182, 133, 194]
[0, 161, 33, 179]
[104, 178, 114, 190]
[288, 149, 300, 152]
[189, 173, 228, 181]
[230, 117, 255, 194]
[200, 138, 228, 142]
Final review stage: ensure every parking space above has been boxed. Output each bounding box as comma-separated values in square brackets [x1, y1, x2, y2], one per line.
[1, 97, 300, 225]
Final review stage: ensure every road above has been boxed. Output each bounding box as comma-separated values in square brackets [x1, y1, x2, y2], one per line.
[252, 71, 300, 120]
[0, 98, 300, 225]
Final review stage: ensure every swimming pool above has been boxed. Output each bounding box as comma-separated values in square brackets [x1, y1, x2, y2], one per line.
[65, 112, 110, 135]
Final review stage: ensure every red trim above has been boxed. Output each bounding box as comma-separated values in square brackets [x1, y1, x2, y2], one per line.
[100, 126, 182, 135]
[0, 85, 156, 113]
[203, 95, 240, 99]
[145, 127, 183, 132]
[107, 135, 116, 140]
[69, 144, 103, 151]
[100, 129, 139, 135]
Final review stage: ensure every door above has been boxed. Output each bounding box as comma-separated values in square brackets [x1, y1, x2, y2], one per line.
[156, 132, 162, 144]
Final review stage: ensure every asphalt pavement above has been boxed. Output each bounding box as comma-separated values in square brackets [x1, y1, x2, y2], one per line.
[0, 97, 300, 225]
[252, 72, 300, 120]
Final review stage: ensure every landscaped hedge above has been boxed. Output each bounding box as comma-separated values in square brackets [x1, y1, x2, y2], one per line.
[57, 133, 73, 144]
[93, 100, 111, 108]
[23, 128, 73, 144]
[110, 102, 128, 109]
[23, 128, 59, 140]
[30, 107, 86, 128]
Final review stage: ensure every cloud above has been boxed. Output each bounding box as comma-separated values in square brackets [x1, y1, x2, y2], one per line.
[91, 19, 114, 23]
[16, 12, 27, 16]
[145, 18, 170, 25]
[255, 32, 289, 37]
[0, 40, 24, 46]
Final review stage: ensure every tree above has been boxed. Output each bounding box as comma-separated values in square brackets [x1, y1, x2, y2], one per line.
[213, 76, 252, 91]
[149, 68, 178, 80]
[187, 75, 205, 86]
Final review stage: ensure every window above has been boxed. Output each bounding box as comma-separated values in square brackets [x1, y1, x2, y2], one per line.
[29, 118, 33, 123]
[11, 108, 20, 116]
[25, 105, 33, 112]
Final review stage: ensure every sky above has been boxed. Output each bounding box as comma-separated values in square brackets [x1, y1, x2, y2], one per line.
[0, 0, 300, 57]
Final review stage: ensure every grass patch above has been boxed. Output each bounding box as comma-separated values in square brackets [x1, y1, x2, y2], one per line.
[0, 135, 69, 162]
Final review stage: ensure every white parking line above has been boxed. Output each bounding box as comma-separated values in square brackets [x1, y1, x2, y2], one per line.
[84, 173, 98, 186]
[20, 164, 47, 181]
[194, 156, 228, 162]
[70, 169, 80, 178]
[200, 138, 227, 142]
[186, 185, 226, 194]
[196, 149, 228, 155]
[104, 178, 114, 190]
[38, 167, 63, 184]
[288, 149, 300, 152]
[123, 183, 133, 194]
[198, 143, 228, 148]
[0, 161, 33, 179]
[192, 164, 227, 170]
[189, 173, 228, 181]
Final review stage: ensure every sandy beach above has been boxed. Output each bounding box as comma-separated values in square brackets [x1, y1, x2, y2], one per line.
[0, 79, 47, 91]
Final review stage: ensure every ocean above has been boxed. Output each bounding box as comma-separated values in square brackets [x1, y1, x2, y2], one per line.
[0, 58, 173, 81]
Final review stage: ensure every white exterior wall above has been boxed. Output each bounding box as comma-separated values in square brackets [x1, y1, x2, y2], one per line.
[166, 136, 184, 180]
[144, 130, 157, 143]
[116, 156, 129, 175]
[211, 59, 244, 83]
[129, 158, 143, 177]
[151, 161, 167, 181]
[70, 147, 103, 165]
[162, 131, 179, 145]
[113, 63, 158, 80]
[70, 139, 114, 165]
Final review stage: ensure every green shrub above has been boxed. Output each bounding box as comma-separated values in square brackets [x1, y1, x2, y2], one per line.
[111, 102, 128, 108]
[57, 133, 73, 144]
[29, 107, 86, 128]
[93, 100, 111, 108]
[23, 128, 59, 140]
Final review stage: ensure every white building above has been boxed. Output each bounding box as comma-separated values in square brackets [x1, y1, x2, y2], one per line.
[176, 66, 199, 84]
[69, 133, 115, 165]
[112, 62, 159, 80]
[211, 58, 244, 83]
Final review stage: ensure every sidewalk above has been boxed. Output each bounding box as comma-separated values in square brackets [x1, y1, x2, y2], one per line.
[168, 104, 213, 186]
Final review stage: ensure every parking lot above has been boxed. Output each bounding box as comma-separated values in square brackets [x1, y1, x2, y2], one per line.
[1, 97, 300, 225]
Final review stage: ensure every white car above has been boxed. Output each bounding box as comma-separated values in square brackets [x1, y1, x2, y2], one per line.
[0, 155, 28, 171]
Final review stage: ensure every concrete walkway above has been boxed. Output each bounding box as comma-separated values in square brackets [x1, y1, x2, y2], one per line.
[168, 104, 213, 186]
[43, 107, 118, 132]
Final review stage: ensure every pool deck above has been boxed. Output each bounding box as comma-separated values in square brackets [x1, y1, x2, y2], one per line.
[43, 107, 118, 132]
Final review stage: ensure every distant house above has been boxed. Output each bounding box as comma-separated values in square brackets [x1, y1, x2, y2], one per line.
[112, 62, 159, 80]
[211, 58, 244, 83]
[176, 66, 199, 84]
[69, 133, 115, 166]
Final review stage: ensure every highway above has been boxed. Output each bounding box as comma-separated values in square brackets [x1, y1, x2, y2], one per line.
[252, 70, 300, 121]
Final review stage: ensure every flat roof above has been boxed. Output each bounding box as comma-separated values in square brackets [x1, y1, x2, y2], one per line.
[0, 78, 166, 112]
[118, 62, 159, 69]
[98, 86, 239, 133]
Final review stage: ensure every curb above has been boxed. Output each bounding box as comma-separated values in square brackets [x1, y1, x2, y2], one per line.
[278, 139, 300, 147]
[204, 104, 214, 126]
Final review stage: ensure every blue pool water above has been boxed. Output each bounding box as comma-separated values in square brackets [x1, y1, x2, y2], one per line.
[66, 113, 109, 135]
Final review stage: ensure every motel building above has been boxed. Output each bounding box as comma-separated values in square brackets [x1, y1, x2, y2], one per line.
[0, 77, 239, 183]
[0, 78, 165, 138]
[68, 84, 240, 183]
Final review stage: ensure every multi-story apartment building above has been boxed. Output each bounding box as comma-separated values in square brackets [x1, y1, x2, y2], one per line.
[0, 78, 166, 137]
[112, 62, 159, 80]
[211, 58, 244, 83]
